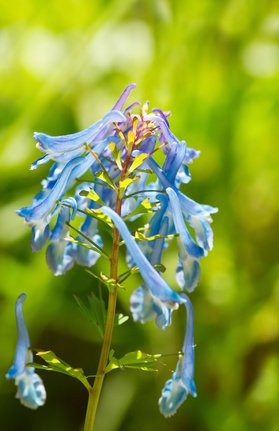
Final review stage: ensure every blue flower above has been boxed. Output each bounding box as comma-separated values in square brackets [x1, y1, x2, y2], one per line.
[159, 294, 196, 417]
[46, 199, 77, 275]
[17, 156, 85, 242]
[33, 110, 126, 166]
[166, 187, 204, 292]
[17, 137, 116, 252]
[6, 294, 46, 409]
[145, 156, 218, 253]
[100, 206, 185, 308]
[130, 216, 172, 329]
[144, 112, 200, 185]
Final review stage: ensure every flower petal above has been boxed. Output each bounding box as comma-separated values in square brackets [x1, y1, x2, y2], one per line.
[159, 295, 196, 417]
[34, 110, 126, 154]
[176, 257, 201, 292]
[30, 221, 50, 252]
[46, 241, 75, 276]
[112, 83, 136, 110]
[6, 294, 47, 409]
[159, 373, 188, 417]
[130, 285, 156, 323]
[181, 295, 197, 397]
[166, 188, 204, 259]
[130, 285, 172, 329]
[15, 370, 46, 409]
[6, 294, 30, 379]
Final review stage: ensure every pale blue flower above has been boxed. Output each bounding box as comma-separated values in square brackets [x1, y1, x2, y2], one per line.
[144, 112, 200, 185]
[159, 294, 196, 417]
[166, 187, 204, 292]
[145, 157, 217, 253]
[17, 137, 115, 252]
[100, 206, 185, 307]
[33, 110, 126, 163]
[6, 294, 46, 409]
[130, 216, 173, 329]
[46, 199, 77, 275]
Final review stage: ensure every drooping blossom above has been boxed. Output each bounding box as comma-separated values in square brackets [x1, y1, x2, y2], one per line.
[6, 294, 46, 409]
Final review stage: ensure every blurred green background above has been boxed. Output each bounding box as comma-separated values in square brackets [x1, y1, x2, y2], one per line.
[0, 0, 278, 430]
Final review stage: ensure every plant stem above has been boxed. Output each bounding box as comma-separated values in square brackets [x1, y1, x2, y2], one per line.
[83, 288, 118, 430]
[83, 146, 133, 430]
[83, 207, 120, 430]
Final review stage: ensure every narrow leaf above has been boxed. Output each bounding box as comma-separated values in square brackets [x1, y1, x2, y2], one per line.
[74, 293, 106, 338]
[86, 145, 117, 191]
[106, 350, 163, 373]
[95, 170, 116, 190]
[119, 177, 139, 196]
[109, 142, 122, 170]
[123, 198, 156, 220]
[79, 188, 105, 206]
[134, 230, 179, 242]
[128, 153, 149, 173]
[127, 130, 135, 146]
[132, 116, 139, 136]
[33, 350, 90, 390]
[86, 208, 113, 228]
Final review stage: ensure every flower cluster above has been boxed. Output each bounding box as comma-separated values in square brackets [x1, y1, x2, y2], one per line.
[15, 84, 217, 416]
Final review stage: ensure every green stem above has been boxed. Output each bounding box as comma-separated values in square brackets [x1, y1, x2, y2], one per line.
[83, 200, 122, 431]
[83, 287, 118, 431]
[83, 144, 134, 431]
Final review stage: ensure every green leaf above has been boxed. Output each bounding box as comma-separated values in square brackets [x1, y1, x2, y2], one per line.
[85, 145, 117, 191]
[128, 153, 149, 173]
[95, 170, 117, 190]
[127, 130, 135, 147]
[79, 188, 105, 206]
[30, 350, 90, 390]
[123, 198, 156, 220]
[74, 292, 106, 338]
[114, 313, 129, 327]
[109, 142, 122, 170]
[106, 350, 163, 373]
[86, 208, 113, 228]
[119, 176, 139, 197]
[134, 230, 179, 242]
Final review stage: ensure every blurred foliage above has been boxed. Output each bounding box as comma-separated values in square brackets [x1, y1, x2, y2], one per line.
[0, 0, 278, 430]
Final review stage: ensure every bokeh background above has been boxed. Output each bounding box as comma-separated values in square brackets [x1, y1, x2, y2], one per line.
[0, 1, 278, 430]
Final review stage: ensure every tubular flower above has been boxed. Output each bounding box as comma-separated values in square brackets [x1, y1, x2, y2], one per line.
[159, 294, 196, 417]
[100, 206, 185, 308]
[6, 294, 46, 409]
[166, 187, 204, 292]
[32, 110, 126, 167]
[130, 209, 173, 329]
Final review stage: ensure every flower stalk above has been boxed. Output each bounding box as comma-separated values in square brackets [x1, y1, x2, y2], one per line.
[84, 145, 133, 431]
